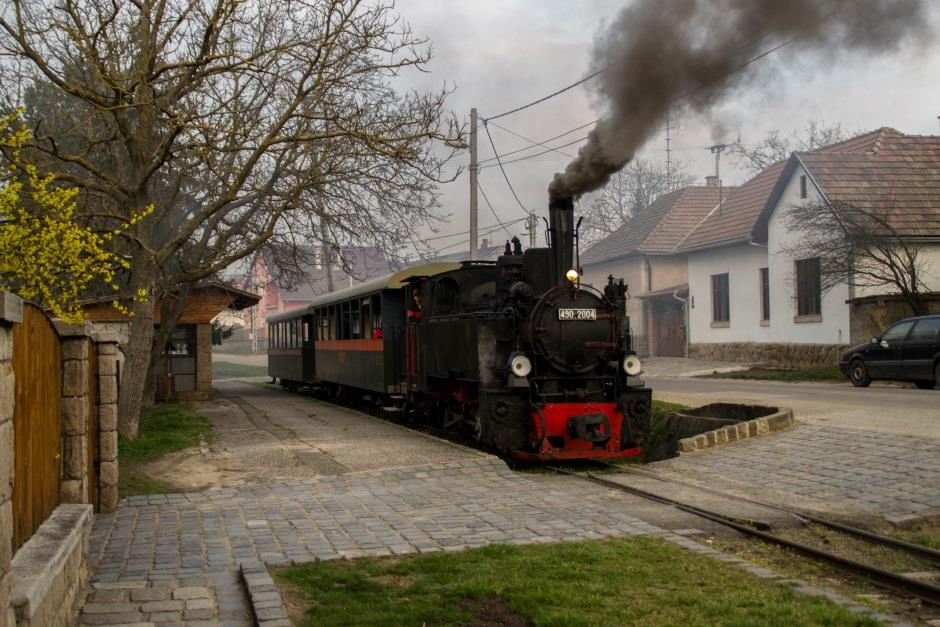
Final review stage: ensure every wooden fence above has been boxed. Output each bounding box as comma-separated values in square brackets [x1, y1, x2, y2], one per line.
[11, 304, 62, 552]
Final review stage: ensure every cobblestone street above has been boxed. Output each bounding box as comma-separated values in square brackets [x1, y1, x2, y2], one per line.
[78, 381, 940, 625]
[82, 458, 662, 625]
[640, 424, 940, 523]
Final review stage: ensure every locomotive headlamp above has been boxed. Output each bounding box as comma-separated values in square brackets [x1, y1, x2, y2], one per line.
[623, 354, 643, 376]
[510, 354, 533, 377]
[565, 269, 579, 282]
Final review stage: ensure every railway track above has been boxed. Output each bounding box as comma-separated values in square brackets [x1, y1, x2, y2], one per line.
[552, 466, 940, 608]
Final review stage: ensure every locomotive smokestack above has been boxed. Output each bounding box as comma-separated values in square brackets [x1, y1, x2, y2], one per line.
[549, 196, 575, 285]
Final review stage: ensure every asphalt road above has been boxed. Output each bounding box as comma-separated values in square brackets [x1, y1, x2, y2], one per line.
[647, 376, 939, 437]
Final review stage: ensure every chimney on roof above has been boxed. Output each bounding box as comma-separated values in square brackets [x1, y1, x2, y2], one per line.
[705, 175, 720, 188]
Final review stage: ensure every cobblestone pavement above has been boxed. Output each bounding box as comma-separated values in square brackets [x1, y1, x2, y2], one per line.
[640, 424, 940, 522]
[81, 458, 662, 625]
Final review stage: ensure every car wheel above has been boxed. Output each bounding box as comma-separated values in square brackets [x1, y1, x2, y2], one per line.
[849, 360, 871, 387]
[914, 380, 935, 390]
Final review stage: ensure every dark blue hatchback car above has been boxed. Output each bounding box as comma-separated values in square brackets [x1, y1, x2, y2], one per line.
[839, 315, 940, 389]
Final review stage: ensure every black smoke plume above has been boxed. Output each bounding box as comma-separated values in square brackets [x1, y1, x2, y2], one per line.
[549, 0, 931, 201]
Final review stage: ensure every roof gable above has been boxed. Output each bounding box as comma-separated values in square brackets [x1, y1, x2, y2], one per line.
[679, 128, 907, 252]
[756, 129, 940, 239]
[582, 186, 725, 264]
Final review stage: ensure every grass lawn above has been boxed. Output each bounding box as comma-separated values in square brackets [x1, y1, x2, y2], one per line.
[276, 537, 879, 627]
[212, 360, 269, 378]
[697, 364, 846, 383]
[118, 402, 213, 497]
[651, 399, 689, 421]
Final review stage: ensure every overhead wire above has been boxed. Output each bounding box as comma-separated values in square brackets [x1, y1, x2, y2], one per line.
[478, 119, 598, 165]
[480, 33, 800, 170]
[481, 119, 532, 216]
[482, 65, 609, 122]
[477, 180, 513, 236]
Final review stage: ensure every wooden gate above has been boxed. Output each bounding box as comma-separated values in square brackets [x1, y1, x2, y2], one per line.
[87, 337, 98, 510]
[12, 303, 62, 551]
[651, 300, 685, 358]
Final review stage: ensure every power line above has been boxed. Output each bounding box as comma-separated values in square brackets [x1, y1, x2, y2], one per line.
[481, 119, 532, 216]
[423, 216, 526, 242]
[434, 218, 528, 253]
[478, 119, 598, 165]
[482, 65, 608, 122]
[477, 180, 512, 237]
[477, 32, 797, 168]
[484, 135, 589, 168]
[487, 121, 576, 160]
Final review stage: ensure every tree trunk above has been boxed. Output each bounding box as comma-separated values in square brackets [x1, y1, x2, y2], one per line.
[118, 289, 155, 439]
[143, 285, 193, 407]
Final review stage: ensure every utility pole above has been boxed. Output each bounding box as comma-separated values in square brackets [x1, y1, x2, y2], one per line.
[665, 110, 674, 191]
[524, 212, 538, 249]
[469, 108, 479, 261]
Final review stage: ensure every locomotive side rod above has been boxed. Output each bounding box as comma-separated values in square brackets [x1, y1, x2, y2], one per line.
[555, 468, 940, 608]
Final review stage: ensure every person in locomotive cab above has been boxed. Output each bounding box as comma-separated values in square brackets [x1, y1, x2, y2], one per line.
[407, 291, 423, 322]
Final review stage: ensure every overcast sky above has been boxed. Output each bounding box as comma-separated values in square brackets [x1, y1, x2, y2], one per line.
[392, 0, 940, 257]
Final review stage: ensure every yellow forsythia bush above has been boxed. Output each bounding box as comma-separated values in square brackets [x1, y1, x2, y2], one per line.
[0, 113, 152, 322]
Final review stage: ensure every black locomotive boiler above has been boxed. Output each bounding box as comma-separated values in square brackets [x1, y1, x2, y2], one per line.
[267, 197, 652, 460]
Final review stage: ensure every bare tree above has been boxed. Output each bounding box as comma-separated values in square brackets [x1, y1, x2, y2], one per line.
[0, 0, 462, 437]
[731, 120, 849, 174]
[781, 193, 932, 317]
[581, 158, 694, 246]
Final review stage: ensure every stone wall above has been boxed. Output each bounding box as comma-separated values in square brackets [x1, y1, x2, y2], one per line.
[1, 292, 119, 626]
[57, 324, 90, 506]
[0, 294, 21, 627]
[689, 341, 847, 368]
[95, 340, 119, 513]
[10, 505, 93, 627]
[849, 294, 940, 345]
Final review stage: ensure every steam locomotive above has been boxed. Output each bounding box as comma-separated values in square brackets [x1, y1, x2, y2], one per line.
[267, 197, 652, 460]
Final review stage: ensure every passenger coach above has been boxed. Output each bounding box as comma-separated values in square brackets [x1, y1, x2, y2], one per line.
[267, 262, 462, 394]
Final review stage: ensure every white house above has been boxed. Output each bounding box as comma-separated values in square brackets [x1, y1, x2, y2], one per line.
[580, 184, 727, 357]
[678, 128, 940, 366]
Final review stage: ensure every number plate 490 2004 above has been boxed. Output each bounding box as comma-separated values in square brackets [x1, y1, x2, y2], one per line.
[558, 308, 597, 321]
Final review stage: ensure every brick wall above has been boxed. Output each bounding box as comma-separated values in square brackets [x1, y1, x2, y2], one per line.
[95, 339, 119, 512]
[689, 341, 847, 368]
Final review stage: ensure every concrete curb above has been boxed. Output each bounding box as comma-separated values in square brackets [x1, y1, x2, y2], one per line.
[676, 408, 795, 453]
[239, 560, 291, 626]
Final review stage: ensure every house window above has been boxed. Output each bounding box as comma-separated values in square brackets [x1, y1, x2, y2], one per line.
[759, 268, 770, 322]
[711, 273, 729, 323]
[795, 258, 821, 317]
[799, 175, 808, 199]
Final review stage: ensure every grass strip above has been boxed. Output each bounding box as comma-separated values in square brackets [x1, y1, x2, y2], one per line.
[212, 360, 269, 378]
[276, 537, 880, 627]
[118, 401, 213, 497]
[698, 365, 845, 383]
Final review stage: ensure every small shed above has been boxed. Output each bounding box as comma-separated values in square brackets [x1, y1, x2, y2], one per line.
[82, 282, 260, 401]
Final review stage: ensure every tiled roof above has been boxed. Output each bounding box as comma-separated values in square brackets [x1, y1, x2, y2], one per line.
[581, 186, 726, 265]
[798, 132, 940, 237]
[276, 246, 392, 302]
[675, 163, 783, 252]
[675, 127, 914, 252]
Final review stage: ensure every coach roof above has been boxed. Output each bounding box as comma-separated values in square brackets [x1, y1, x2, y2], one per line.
[265, 261, 462, 323]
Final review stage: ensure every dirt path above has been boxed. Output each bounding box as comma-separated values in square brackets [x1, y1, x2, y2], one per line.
[143, 379, 487, 491]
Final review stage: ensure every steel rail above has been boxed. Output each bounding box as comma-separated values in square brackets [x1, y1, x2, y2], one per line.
[605, 464, 940, 565]
[558, 469, 940, 608]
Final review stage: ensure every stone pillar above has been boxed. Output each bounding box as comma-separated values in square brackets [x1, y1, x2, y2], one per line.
[196, 323, 212, 398]
[0, 293, 22, 627]
[54, 321, 92, 505]
[94, 336, 120, 512]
